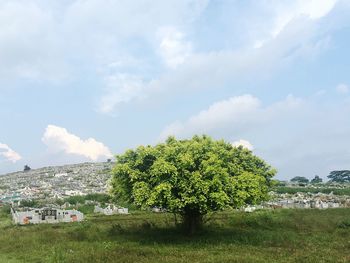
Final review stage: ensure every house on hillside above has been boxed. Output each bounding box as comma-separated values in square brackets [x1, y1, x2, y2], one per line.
[11, 207, 84, 225]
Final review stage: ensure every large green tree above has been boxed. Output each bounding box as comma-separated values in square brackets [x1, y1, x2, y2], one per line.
[110, 135, 276, 234]
[328, 170, 350, 183]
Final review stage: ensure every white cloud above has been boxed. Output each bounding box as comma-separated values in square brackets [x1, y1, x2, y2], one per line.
[272, 0, 337, 37]
[42, 125, 112, 161]
[0, 0, 208, 85]
[232, 139, 254, 151]
[254, 0, 338, 49]
[129, 6, 337, 108]
[160, 94, 302, 140]
[299, 0, 338, 19]
[157, 26, 192, 68]
[160, 94, 260, 140]
[62, 0, 206, 71]
[97, 74, 148, 114]
[183, 94, 260, 128]
[0, 1, 67, 82]
[0, 143, 21, 163]
[336, 83, 349, 94]
[0, 0, 340, 113]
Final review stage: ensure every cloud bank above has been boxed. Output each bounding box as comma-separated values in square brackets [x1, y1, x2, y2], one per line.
[336, 83, 349, 94]
[42, 125, 112, 161]
[157, 26, 192, 69]
[160, 94, 302, 140]
[0, 143, 21, 163]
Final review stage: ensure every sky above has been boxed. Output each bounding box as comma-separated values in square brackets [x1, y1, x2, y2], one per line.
[1, 0, 350, 180]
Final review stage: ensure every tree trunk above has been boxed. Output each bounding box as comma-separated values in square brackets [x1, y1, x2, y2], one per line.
[182, 213, 203, 235]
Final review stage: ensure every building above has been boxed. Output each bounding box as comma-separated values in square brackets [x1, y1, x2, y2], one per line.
[11, 207, 84, 225]
[94, 204, 128, 215]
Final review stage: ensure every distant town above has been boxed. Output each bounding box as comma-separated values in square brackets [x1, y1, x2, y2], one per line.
[1, 162, 350, 212]
[0, 162, 113, 203]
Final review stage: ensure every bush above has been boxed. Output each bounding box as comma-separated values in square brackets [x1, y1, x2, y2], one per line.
[64, 196, 85, 205]
[0, 205, 11, 215]
[85, 193, 111, 203]
[108, 224, 124, 235]
[20, 199, 38, 207]
[77, 204, 94, 215]
[337, 220, 350, 229]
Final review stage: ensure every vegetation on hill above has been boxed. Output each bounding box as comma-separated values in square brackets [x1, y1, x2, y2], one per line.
[272, 186, 350, 196]
[111, 135, 276, 234]
[310, 175, 322, 184]
[328, 170, 350, 183]
[63, 193, 112, 205]
[290, 176, 309, 184]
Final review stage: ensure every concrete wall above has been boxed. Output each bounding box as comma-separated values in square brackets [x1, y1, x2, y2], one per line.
[11, 207, 84, 225]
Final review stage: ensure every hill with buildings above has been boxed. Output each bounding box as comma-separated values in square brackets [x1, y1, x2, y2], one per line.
[0, 162, 113, 202]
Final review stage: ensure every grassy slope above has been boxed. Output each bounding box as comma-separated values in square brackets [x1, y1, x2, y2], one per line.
[0, 208, 349, 263]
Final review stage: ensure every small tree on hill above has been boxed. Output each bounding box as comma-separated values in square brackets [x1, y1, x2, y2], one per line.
[290, 176, 309, 184]
[328, 170, 350, 183]
[311, 175, 322, 184]
[110, 135, 276, 234]
[23, 165, 31, 172]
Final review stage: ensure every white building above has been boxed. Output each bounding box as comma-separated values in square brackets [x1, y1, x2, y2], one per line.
[94, 204, 128, 215]
[243, 206, 256, 213]
[54, 173, 68, 178]
[64, 190, 84, 196]
[11, 207, 84, 225]
[151, 207, 167, 213]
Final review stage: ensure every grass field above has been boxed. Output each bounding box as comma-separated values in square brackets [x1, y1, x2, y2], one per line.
[0, 207, 349, 263]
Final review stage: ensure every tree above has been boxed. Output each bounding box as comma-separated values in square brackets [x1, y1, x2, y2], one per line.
[275, 180, 287, 187]
[311, 175, 322, 184]
[290, 176, 309, 184]
[110, 135, 276, 234]
[23, 165, 31, 172]
[327, 170, 350, 183]
[20, 199, 37, 207]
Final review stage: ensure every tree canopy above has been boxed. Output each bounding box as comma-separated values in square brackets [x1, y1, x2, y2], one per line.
[290, 176, 309, 184]
[311, 175, 322, 184]
[23, 165, 31, 172]
[327, 170, 350, 183]
[110, 135, 276, 233]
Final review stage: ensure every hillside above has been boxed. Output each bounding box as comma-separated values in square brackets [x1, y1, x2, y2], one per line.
[0, 162, 113, 202]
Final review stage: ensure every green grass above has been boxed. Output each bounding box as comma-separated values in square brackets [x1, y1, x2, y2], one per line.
[0, 207, 349, 263]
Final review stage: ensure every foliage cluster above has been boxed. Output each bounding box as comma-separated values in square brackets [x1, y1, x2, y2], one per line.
[328, 170, 350, 183]
[290, 176, 309, 184]
[19, 199, 38, 208]
[111, 135, 276, 232]
[310, 175, 322, 184]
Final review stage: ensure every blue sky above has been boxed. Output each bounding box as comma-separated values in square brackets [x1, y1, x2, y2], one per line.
[1, 0, 350, 180]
